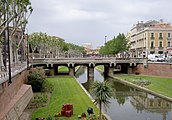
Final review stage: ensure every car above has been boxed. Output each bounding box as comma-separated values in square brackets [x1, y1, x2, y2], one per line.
[156, 55, 165, 62]
[148, 54, 165, 62]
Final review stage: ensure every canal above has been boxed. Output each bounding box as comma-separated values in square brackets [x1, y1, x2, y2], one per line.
[75, 66, 172, 120]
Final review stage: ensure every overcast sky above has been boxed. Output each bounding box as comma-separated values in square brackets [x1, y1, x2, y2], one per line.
[28, 0, 172, 48]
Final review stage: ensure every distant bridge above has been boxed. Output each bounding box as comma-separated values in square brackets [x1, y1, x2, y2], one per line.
[30, 54, 148, 78]
[30, 57, 148, 66]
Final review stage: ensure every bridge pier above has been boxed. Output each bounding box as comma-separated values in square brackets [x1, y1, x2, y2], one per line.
[108, 67, 114, 76]
[69, 67, 75, 76]
[104, 65, 109, 77]
[53, 64, 58, 75]
[88, 67, 94, 81]
[104, 65, 114, 77]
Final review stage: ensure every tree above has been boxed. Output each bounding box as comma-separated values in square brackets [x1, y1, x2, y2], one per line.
[90, 81, 113, 120]
[27, 67, 46, 92]
[0, 0, 33, 66]
[99, 33, 130, 56]
[28, 32, 85, 58]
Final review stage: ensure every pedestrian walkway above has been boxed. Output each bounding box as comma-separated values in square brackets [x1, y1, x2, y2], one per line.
[0, 62, 27, 84]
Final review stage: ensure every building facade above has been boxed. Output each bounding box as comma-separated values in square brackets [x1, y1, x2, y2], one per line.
[128, 20, 172, 58]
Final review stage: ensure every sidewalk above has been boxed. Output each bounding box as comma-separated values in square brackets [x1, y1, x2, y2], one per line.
[0, 62, 27, 84]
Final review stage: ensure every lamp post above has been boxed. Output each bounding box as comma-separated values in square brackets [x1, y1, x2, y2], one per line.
[6, 5, 12, 84]
[105, 36, 107, 44]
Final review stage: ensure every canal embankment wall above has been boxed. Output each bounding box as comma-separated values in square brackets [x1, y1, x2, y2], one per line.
[132, 63, 172, 78]
[0, 69, 33, 120]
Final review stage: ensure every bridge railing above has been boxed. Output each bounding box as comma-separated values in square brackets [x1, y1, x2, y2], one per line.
[0, 63, 27, 84]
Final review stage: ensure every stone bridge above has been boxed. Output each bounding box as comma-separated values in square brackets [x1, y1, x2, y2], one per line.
[30, 56, 148, 79]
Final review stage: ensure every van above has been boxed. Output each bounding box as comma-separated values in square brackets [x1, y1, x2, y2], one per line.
[148, 54, 165, 62]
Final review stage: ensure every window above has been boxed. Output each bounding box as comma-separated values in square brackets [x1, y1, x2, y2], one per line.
[151, 33, 154, 39]
[168, 33, 171, 37]
[159, 41, 162, 47]
[168, 41, 171, 47]
[159, 33, 163, 39]
[151, 41, 154, 48]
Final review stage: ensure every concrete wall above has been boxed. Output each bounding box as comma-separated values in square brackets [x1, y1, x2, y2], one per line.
[132, 63, 172, 78]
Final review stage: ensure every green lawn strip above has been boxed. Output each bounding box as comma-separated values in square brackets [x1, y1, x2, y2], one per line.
[58, 66, 69, 72]
[75, 66, 80, 72]
[32, 76, 98, 120]
[116, 75, 172, 98]
[96, 65, 104, 71]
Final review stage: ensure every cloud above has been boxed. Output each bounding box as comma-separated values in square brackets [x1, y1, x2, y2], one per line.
[28, 0, 172, 48]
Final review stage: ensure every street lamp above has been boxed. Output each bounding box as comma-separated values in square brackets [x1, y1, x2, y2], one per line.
[105, 36, 107, 44]
[7, 10, 12, 84]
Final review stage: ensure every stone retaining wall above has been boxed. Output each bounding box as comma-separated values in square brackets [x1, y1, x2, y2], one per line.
[0, 70, 27, 113]
[132, 63, 172, 78]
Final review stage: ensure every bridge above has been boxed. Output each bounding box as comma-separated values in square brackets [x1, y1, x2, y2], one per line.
[30, 54, 148, 79]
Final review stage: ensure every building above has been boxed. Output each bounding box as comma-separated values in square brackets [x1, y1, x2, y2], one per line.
[128, 20, 172, 58]
[82, 43, 93, 55]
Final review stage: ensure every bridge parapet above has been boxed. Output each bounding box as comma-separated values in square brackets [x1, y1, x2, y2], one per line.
[30, 57, 148, 66]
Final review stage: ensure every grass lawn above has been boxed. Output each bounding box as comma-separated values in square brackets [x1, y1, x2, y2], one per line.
[58, 66, 69, 72]
[32, 76, 99, 120]
[96, 65, 104, 71]
[116, 75, 172, 98]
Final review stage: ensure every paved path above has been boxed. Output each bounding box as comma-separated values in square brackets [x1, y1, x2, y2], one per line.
[0, 62, 27, 84]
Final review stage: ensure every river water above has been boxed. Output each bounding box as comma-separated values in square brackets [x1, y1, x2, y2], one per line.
[75, 66, 172, 120]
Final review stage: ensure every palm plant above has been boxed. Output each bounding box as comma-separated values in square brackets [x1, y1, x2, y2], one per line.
[91, 81, 113, 120]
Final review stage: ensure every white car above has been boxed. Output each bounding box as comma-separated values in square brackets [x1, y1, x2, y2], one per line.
[156, 55, 165, 62]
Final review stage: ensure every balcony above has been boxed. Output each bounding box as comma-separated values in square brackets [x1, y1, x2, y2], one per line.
[150, 37, 155, 40]
[159, 37, 163, 40]
[158, 47, 164, 50]
[150, 47, 155, 50]
[167, 37, 171, 40]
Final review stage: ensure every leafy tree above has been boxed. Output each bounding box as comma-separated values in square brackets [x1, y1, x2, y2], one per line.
[99, 33, 130, 56]
[91, 81, 113, 120]
[0, 0, 33, 66]
[27, 67, 46, 92]
[28, 32, 85, 57]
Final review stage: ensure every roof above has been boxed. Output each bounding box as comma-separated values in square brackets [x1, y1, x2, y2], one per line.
[150, 23, 172, 28]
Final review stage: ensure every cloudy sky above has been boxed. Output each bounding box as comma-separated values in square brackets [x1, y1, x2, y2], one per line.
[28, 0, 172, 48]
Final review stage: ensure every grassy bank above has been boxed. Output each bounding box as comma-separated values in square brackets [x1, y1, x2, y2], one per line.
[58, 66, 69, 72]
[116, 75, 172, 98]
[96, 65, 104, 71]
[32, 76, 98, 120]
[96, 65, 172, 98]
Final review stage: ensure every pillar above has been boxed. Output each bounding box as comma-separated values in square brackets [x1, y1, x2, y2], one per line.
[87, 67, 94, 81]
[53, 64, 58, 75]
[108, 67, 114, 76]
[104, 65, 109, 77]
[69, 67, 75, 76]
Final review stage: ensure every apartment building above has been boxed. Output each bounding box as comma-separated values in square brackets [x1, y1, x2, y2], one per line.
[128, 20, 172, 58]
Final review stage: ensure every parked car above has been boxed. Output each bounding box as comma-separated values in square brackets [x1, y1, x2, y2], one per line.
[156, 55, 165, 62]
[148, 54, 165, 62]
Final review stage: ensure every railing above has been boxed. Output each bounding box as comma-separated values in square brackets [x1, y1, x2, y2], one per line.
[0, 62, 27, 84]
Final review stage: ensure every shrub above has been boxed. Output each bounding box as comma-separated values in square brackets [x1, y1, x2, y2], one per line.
[28, 67, 46, 92]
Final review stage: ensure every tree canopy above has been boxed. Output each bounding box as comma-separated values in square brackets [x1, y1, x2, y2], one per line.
[28, 32, 85, 57]
[0, 0, 33, 67]
[99, 33, 130, 56]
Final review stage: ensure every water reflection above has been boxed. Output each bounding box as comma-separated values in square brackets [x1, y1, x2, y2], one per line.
[75, 66, 172, 120]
